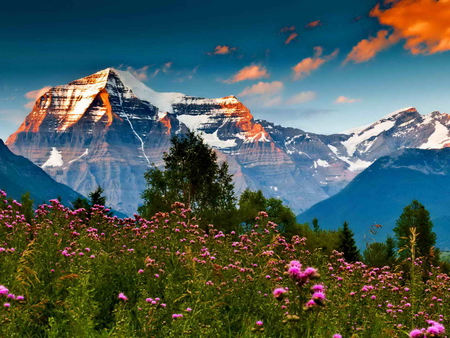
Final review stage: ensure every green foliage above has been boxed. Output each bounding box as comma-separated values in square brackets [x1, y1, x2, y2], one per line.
[72, 186, 113, 217]
[312, 217, 319, 233]
[393, 200, 437, 262]
[363, 236, 396, 268]
[139, 131, 237, 231]
[337, 221, 360, 262]
[237, 189, 297, 235]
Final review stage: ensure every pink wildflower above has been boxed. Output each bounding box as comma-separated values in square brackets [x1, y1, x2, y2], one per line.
[118, 293, 128, 301]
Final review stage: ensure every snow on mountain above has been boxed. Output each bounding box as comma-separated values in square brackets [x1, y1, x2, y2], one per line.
[7, 68, 450, 216]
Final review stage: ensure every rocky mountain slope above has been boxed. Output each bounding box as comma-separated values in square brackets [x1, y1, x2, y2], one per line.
[298, 148, 450, 248]
[6, 68, 450, 215]
[0, 139, 82, 206]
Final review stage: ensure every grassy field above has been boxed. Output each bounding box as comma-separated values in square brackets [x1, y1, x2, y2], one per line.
[0, 195, 448, 337]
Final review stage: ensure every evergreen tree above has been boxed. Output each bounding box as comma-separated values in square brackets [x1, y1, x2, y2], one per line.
[20, 192, 34, 223]
[393, 200, 437, 261]
[139, 131, 237, 231]
[72, 186, 112, 217]
[337, 221, 360, 262]
[89, 186, 107, 207]
[237, 189, 298, 235]
[363, 238, 396, 268]
[312, 218, 320, 233]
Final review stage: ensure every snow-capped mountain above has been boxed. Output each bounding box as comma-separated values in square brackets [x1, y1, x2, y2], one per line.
[6, 68, 326, 215]
[6, 68, 450, 215]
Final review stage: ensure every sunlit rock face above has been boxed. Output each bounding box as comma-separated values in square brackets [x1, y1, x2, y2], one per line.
[8, 69, 450, 215]
[6, 69, 327, 215]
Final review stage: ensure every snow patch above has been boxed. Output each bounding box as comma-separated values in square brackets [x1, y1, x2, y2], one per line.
[113, 69, 184, 114]
[69, 148, 89, 163]
[42, 148, 64, 168]
[177, 114, 211, 131]
[419, 122, 450, 149]
[200, 130, 237, 149]
[315, 159, 330, 167]
[342, 120, 395, 156]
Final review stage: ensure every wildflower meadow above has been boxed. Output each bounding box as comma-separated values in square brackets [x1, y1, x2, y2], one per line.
[0, 192, 448, 337]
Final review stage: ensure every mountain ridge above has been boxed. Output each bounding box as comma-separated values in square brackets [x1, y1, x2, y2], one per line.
[6, 68, 450, 215]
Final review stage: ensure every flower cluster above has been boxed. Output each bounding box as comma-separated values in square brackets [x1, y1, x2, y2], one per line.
[409, 320, 445, 337]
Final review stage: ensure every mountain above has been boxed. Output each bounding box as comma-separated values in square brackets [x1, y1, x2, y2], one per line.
[7, 68, 450, 216]
[0, 139, 82, 206]
[6, 68, 327, 215]
[297, 148, 450, 249]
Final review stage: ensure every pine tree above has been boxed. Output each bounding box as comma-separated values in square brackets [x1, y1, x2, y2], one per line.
[337, 221, 360, 262]
[139, 131, 237, 231]
[393, 200, 437, 261]
[312, 218, 320, 233]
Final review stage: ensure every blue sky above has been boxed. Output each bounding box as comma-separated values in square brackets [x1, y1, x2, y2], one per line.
[2, 0, 450, 140]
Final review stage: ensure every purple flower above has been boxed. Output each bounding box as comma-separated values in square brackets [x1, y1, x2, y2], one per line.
[333, 335, 342, 338]
[273, 287, 287, 300]
[118, 293, 128, 301]
[311, 284, 325, 292]
[409, 329, 425, 338]
[256, 321, 263, 326]
[288, 266, 302, 279]
[172, 314, 183, 319]
[3, 303, 10, 307]
[304, 267, 318, 278]
[0, 285, 9, 296]
[16, 295, 24, 301]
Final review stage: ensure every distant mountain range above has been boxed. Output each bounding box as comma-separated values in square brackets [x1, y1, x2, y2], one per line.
[0, 139, 81, 206]
[298, 148, 450, 249]
[6, 68, 450, 215]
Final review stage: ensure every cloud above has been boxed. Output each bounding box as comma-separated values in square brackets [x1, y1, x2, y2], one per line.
[239, 81, 284, 96]
[24, 86, 52, 109]
[334, 96, 361, 103]
[305, 20, 322, 28]
[124, 65, 150, 81]
[345, 0, 450, 64]
[280, 26, 298, 44]
[292, 47, 339, 81]
[153, 62, 173, 77]
[286, 91, 317, 105]
[280, 26, 296, 33]
[173, 65, 200, 83]
[371, 0, 450, 55]
[209, 45, 238, 55]
[343, 30, 399, 64]
[285, 32, 298, 44]
[224, 64, 269, 83]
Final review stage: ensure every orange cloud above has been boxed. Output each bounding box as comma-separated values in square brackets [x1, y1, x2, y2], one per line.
[370, 0, 450, 55]
[24, 86, 52, 109]
[210, 45, 238, 55]
[285, 32, 298, 44]
[224, 65, 269, 83]
[334, 96, 361, 103]
[292, 47, 339, 81]
[343, 30, 399, 64]
[345, 0, 450, 64]
[125, 65, 150, 81]
[286, 91, 317, 104]
[280, 26, 296, 33]
[305, 20, 322, 28]
[239, 81, 284, 96]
